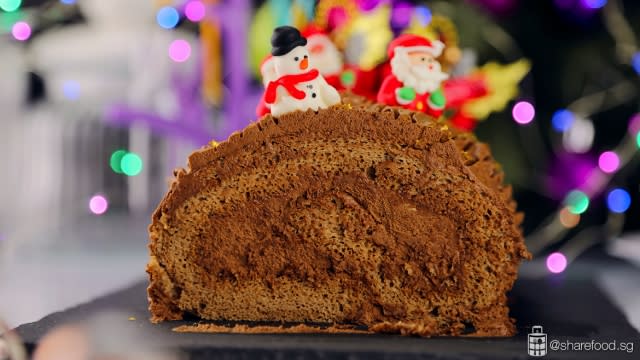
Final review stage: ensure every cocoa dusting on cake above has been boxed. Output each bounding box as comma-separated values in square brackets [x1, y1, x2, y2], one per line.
[147, 95, 530, 337]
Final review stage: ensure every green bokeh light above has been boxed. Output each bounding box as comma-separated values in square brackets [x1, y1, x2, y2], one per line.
[564, 190, 590, 215]
[0, 10, 23, 32]
[0, 0, 22, 12]
[110, 150, 127, 174]
[636, 132, 640, 149]
[340, 69, 355, 87]
[121, 152, 143, 176]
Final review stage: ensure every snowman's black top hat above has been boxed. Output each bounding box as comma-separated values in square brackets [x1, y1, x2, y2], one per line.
[271, 26, 307, 56]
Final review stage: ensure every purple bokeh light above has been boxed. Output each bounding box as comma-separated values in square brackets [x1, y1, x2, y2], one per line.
[356, 0, 382, 12]
[390, 2, 413, 29]
[545, 152, 597, 200]
[579, 0, 607, 10]
[555, 0, 603, 20]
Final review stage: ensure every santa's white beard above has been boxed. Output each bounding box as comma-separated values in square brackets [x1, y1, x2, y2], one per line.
[391, 54, 448, 94]
[309, 38, 343, 76]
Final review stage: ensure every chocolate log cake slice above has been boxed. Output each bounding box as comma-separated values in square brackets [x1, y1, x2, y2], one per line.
[147, 97, 531, 336]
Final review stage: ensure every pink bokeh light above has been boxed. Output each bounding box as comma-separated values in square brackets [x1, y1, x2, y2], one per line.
[327, 7, 348, 29]
[185, 1, 206, 22]
[628, 113, 640, 136]
[89, 195, 109, 215]
[169, 39, 192, 63]
[11, 22, 31, 41]
[512, 101, 535, 124]
[598, 151, 620, 174]
[546, 252, 567, 274]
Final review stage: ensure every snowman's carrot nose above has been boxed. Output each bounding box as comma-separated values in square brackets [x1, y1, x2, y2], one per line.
[299, 58, 309, 70]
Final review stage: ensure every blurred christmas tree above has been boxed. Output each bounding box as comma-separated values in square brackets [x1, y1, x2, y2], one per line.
[2, 0, 639, 270]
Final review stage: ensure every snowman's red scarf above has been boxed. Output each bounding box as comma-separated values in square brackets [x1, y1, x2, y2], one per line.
[264, 69, 319, 104]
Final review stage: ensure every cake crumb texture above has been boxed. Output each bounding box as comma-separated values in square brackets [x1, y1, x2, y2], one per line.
[173, 323, 371, 334]
[147, 95, 530, 337]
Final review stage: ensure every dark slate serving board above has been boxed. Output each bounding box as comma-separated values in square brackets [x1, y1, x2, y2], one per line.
[14, 267, 640, 360]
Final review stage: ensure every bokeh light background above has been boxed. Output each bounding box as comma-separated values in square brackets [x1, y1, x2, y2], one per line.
[0, 0, 639, 332]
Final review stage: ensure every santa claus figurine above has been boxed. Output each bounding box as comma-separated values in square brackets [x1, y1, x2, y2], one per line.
[377, 34, 449, 117]
[301, 25, 344, 89]
[263, 26, 341, 117]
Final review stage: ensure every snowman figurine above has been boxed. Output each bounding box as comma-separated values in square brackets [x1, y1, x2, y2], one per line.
[264, 26, 341, 117]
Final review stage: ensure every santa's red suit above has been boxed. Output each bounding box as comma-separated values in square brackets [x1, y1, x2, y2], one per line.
[377, 34, 448, 118]
[378, 76, 443, 115]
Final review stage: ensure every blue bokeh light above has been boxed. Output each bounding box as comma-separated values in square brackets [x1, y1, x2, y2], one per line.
[581, 0, 607, 10]
[632, 52, 640, 75]
[552, 109, 575, 132]
[63, 81, 80, 100]
[156, 6, 180, 29]
[606, 188, 631, 213]
[415, 6, 432, 26]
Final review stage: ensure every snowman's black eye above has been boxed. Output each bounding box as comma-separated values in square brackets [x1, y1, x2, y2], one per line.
[294, 57, 299, 61]
[304, 55, 308, 59]
[421, 57, 426, 62]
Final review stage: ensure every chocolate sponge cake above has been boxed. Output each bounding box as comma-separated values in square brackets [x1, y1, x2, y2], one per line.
[147, 96, 531, 336]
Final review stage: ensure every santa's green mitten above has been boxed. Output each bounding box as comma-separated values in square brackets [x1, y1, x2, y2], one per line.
[428, 88, 446, 109]
[396, 86, 416, 104]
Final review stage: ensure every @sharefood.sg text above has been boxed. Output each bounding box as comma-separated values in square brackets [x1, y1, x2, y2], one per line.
[549, 339, 634, 353]
[527, 325, 635, 357]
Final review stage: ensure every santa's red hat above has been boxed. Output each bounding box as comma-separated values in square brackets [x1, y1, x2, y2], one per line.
[386, 34, 445, 60]
[301, 24, 327, 39]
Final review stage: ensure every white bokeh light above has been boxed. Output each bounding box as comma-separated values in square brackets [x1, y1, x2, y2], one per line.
[562, 115, 594, 154]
